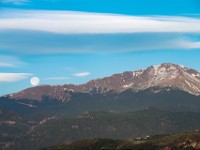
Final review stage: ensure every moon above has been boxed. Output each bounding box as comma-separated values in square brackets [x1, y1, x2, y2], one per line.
[30, 77, 40, 86]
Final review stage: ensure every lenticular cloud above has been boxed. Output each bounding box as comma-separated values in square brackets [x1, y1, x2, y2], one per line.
[0, 10, 200, 34]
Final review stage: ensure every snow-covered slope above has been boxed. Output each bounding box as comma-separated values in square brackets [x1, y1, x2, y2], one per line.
[126, 63, 200, 95]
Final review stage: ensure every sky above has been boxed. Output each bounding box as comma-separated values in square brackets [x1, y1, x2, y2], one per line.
[0, 0, 200, 95]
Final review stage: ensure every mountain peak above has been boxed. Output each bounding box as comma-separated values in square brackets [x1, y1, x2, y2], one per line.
[140, 63, 200, 94]
[9, 63, 200, 101]
[151, 63, 188, 70]
[149, 63, 184, 76]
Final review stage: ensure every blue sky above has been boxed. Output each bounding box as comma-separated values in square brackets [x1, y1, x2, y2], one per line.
[0, 0, 200, 95]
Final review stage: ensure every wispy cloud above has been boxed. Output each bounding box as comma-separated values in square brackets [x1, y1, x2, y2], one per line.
[1, 10, 200, 34]
[0, 10, 200, 55]
[0, 0, 29, 5]
[0, 32, 199, 54]
[45, 77, 69, 80]
[73, 72, 90, 77]
[0, 63, 16, 67]
[175, 38, 200, 49]
[0, 55, 24, 68]
[0, 73, 32, 82]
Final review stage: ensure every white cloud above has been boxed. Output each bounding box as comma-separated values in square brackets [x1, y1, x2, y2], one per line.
[0, 10, 200, 34]
[0, 0, 29, 5]
[0, 73, 32, 82]
[0, 10, 200, 54]
[45, 77, 69, 80]
[73, 72, 90, 77]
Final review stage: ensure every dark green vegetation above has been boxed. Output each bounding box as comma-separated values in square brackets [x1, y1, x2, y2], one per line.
[41, 131, 200, 150]
[2, 108, 200, 150]
[0, 110, 35, 149]
[1, 87, 200, 149]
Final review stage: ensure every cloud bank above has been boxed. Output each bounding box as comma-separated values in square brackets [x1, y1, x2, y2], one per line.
[1, 10, 200, 34]
[0, 10, 200, 54]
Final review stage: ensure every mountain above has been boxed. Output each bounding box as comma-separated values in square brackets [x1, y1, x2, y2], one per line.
[1, 63, 200, 150]
[8, 63, 200, 102]
[41, 131, 200, 150]
[1, 63, 200, 117]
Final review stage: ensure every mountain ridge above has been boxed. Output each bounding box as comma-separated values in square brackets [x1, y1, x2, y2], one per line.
[8, 63, 200, 101]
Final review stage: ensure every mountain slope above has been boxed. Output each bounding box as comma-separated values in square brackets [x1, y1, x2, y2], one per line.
[9, 63, 200, 102]
[2, 87, 200, 118]
[13, 109, 200, 150]
[0, 110, 33, 150]
[41, 131, 200, 150]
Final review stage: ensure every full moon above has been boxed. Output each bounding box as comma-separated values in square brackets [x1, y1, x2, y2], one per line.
[30, 77, 40, 86]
